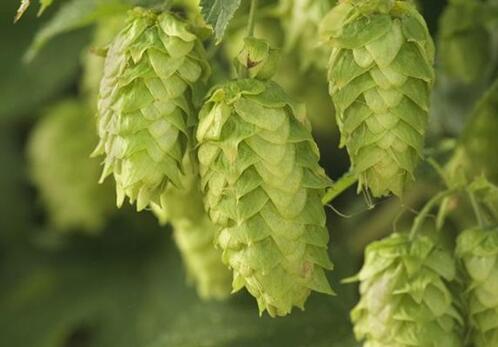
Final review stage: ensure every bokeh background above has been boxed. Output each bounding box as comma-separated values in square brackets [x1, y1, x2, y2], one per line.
[0, 0, 494, 346]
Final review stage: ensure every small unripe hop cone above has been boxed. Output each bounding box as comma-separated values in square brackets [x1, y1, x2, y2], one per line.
[151, 158, 232, 301]
[350, 232, 464, 347]
[320, 0, 435, 197]
[457, 227, 498, 347]
[94, 8, 210, 211]
[196, 38, 334, 317]
[28, 100, 114, 232]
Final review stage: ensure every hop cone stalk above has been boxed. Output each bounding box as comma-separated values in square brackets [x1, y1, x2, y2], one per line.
[94, 8, 210, 211]
[27, 100, 114, 232]
[151, 161, 232, 300]
[320, 0, 435, 197]
[196, 71, 334, 316]
[457, 227, 498, 347]
[279, 0, 337, 71]
[351, 232, 464, 347]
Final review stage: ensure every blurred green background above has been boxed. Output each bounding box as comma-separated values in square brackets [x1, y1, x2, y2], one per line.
[1, 0, 489, 346]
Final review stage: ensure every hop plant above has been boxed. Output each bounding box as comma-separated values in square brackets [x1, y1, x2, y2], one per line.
[151, 159, 231, 300]
[279, 0, 337, 71]
[438, 0, 493, 83]
[457, 227, 498, 347]
[27, 100, 114, 232]
[350, 232, 464, 347]
[196, 38, 334, 316]
[320, 0, 435, 197]
[94, 8, 210, 211]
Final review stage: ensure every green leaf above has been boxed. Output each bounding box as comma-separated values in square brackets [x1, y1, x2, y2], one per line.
[15, 0, 55, 22]
[25, 0, 132, 61]
[200, 0, 242, 43]
[0, 0, 89, 123]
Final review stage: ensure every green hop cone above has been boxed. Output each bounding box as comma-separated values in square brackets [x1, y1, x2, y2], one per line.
[94, 8, 210, 211]
[456, 227, 498, 347]
[320, 0, 435, 197]
[151, 160, 232, 300]
[82, 15, 126, 109]
[27, 100, 114, 232]
[452, 79, 498, 183]
[196, 60, 334, 316]
[351, 232, 464, 347]
[279, 0, 337, 71]
[438, 0, 492, 83]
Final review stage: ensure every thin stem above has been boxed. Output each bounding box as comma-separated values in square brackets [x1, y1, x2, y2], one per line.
[322, 171, 358, 205]
[247, 0, 258, 37]
[468, 189, 485, 227]
[409, 187, 461, 239]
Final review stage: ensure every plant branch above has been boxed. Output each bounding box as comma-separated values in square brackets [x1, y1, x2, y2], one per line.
[322, 171, 358, 205]
[247, 0, 258, 37]
[409, 187, 462, 239]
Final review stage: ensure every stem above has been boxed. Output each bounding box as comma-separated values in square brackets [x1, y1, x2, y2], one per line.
[322, 171, 358, 205]
[348, 183, 434, 254]
[409, 187, 461, 239]
[247, 0, 258, 37]
[468, 189, 485, 227]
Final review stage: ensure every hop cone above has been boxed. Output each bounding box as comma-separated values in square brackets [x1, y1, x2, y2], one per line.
[94, 8, 210, 211]
[82, 15, 126, 108]
[438, 0, 492, 83]
[151, 161, 232, 300]
[279, 0, 337, 71]
[351, 232, 464, 347]
[196, 75, 334, 317]
[27, 100, 114, 232]
[457, 227, 498, 347]
[320, 0, 435, 197]
[456, 79, 498, 183]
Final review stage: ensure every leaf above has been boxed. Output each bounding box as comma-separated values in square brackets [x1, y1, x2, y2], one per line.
[0, 0, 89, 123]
[200, 0, 242, 43]
[15, 0, 56, 22]
[25, 0, 132, 61]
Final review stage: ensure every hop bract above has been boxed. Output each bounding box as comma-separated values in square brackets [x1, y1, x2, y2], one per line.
[94, 8, 210, 211]
[196, 77, 334, 317]
[351, 232, 464, 347]
[321, 0, 435, 197]
[457, 227, 498, 347]
[28, 100, 114, 232]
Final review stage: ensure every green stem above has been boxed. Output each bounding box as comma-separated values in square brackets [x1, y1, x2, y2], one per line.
[247, 0, 258, 37]
[322, 171, 358, 205]
[468, 189, 485, 227]
[409, 187, 461, 239]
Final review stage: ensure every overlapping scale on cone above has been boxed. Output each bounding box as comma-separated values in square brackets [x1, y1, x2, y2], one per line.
[351, 232, 464, 347]
[320, 0, 435, 197]
[94, 8, 210, 211]
[196, 78, 334, 317]
[457, 227, 498, 347]
[151, 160, 232, 300]
[28, 100, 114, 232]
